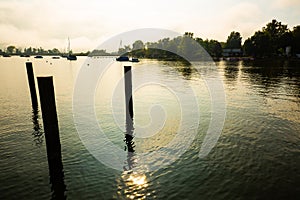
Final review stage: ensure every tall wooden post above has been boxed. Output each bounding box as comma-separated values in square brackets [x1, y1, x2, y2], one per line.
[124, 66, 134, 124]
[37, 76, 66, 199]
[124, 66, 134, 146]
[26, 62, 38, 108]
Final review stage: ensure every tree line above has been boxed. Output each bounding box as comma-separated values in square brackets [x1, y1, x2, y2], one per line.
[244, 19, 300, 58]
[123, 19, 300, 59]
[0, 46, 64, 56]
[0, 46, 88, 56]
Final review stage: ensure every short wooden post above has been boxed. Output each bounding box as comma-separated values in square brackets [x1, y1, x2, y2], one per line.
[26, 62, 38, 107]
[37, 76, 65, 199]
[124, 66, 135, 156]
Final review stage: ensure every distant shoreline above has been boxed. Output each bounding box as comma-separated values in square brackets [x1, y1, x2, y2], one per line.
[2, 54, 299, 64]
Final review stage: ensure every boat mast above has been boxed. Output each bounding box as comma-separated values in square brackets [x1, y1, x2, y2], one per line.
[118, 39, 122, 55]
[119, 39, 122, 49]
[68, 37, 71, 55]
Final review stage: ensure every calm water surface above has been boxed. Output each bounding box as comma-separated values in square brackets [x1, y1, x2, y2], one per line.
[0, 56, 300, 199]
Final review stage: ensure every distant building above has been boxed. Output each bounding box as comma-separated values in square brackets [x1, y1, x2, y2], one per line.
[222, 48, 242, 57]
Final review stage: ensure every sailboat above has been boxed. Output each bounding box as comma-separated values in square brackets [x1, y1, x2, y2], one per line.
[66, 37, 77, 61]
[116, 39, 129, 62]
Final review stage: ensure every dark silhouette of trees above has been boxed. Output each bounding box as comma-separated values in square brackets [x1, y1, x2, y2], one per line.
[292, 26, 300, 54]
[244, 31, 272, 57]
[243, 19, 296, 58]
[225, 31, 242, 49]
[178, 34, 202, 60]
[184, 32, 194, 38]
[128, 33, 223, 60]
[88, 49, 109, 56]
[48, 48, 60, 55]
[198, 39, 222, 57]
[6, 46, 16, 54]
[263, 19, 292, 55]
[1, 45, 65, 56]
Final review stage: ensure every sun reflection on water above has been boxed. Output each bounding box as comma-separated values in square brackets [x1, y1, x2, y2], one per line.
[117, 170, 155, 199]
[128, 173, 147, 187]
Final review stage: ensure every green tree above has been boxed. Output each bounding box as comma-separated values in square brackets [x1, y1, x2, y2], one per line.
[209, 40, 222, 57]
[6, 45, 16, 54]
[262, 19, 290, 55]
[292, 26, 300, 54]
[38, 47, 42, 54]
[184, 32, 194, 38]
[166, 37, 182, 54]
[51, 48, 60, 55]
[244, 31, 272, 57]
[195, 38, 222, 57]
[243, 19, 293, 57]
[225, 31, 242, 49]
[179, 34, 200, 60]
[25, 47, 33, 55]
[132, 40, 144, 50]
[15, 48, 22, 55]
[263, 19, 288, 40]
[243, 38, 254, 56]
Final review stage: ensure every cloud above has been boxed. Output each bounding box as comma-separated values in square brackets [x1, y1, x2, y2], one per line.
[0, 0, 118, 50]
[222, 2, 265, 40]
[0, 0, 299, 50]
[187, 2, 265, 41]
[0, 0, 189, 50]
[273, 0, 300, 8]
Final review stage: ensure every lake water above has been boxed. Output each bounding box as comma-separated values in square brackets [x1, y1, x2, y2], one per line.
[0, 56, 300, 199]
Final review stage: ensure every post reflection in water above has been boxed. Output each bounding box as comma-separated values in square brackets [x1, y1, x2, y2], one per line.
[49, 162, 66, 200]
[31, 106, 43, 146]
[117, 64, 154, 198]
[123, 119, 136, 171]
[32, 105, 67, 199]
[117, 121, 153, 199]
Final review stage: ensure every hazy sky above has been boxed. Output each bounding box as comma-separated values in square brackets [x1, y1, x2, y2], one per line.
[0, 0, 299, 52]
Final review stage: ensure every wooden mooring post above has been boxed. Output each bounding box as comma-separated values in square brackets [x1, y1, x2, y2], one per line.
[124, 66, 135, 153]
[26, 62, 38, 108]
[124, 66, 135, 170]
[124, 66, 134, 124]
